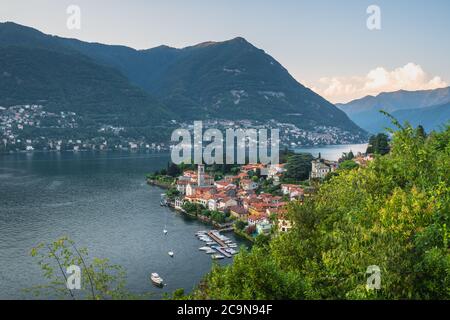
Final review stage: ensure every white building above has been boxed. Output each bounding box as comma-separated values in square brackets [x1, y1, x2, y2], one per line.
[310, 159, 337, 179]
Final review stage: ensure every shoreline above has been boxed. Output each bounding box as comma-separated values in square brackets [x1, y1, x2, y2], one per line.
[146, 182, 253, 241]
[0, 142, 369, 156]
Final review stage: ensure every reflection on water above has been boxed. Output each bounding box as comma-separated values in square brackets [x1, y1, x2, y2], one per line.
[0, 151, 249, 300]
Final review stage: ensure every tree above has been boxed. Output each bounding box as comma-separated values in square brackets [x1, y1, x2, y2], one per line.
[210, 211, 226, 223]
[283, 153, 314, 182]
[166, 187, 180, 201]
[29, 237, 148, 300]
[341, 151, 355, 161]
[182, 202, 204, 216]
[367, 133, 390, 155]
[234, 220, 247, 231]
[416, 125, 427, 139]
[167, 162, 181, 177]
[339, 160, 359, 171]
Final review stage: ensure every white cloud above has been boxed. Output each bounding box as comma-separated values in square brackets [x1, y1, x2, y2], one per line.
[308, 63, 448, 104]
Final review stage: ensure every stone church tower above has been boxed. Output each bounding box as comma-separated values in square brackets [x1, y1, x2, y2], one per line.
[197, 164, 205, 186]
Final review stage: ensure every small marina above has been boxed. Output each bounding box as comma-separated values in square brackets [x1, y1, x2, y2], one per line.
[195, 230, 240, 259]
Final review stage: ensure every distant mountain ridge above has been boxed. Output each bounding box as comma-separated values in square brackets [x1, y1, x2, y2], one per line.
[337, 87, 450, 133]
[0, 21, 367, 144]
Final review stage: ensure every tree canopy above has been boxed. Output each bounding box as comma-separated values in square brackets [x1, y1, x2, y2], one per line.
[283, 153, 314, 182]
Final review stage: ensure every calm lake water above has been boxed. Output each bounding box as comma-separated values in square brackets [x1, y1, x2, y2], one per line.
[0, 151, 249, 300]
[295, 143, 369, 161]
[0, 144, 366, 299]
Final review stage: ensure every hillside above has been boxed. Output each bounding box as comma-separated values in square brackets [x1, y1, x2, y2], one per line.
[0, 46, 171, 126]
[390, 102, 450, 132]
[64, 36, 365, 134]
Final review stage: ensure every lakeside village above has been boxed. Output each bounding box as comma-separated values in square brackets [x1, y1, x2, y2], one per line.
[147, 150, 375, 245]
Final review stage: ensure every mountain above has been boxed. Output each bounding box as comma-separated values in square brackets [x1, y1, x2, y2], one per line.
[0, 22, 171, 122]
[385, 102, 450, 132]
[0, 46, 170, 126]
[61, 36, 364, 134]
[337, 87, 450, 133]
[0, 22, 367, 146]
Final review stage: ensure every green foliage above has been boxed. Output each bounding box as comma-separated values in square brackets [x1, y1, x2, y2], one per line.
[166, 187, 180, 201]
[28, 237, 149, 300]
[167, 162, 182, 177]
[210, 211, 227, 224]
[182, 202, 205, 216]
[339, 160, 359, 171]
[367, 133, 390, 155]
[283, 153, 314, 182]
[191, 123, 450, 300]
[234, 220, 247, 231]
[341, 151, 355, 161]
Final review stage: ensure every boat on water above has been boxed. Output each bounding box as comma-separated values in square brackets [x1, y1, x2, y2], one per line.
[163, 229, 168, 235]
[225, 248, 238, 255]
[205, 248, 216, 254]
[168, 251, 174, 257]
[151, 273, 164, 287]
[199, 246, 210, 251]
[211, 254, 225, 260]
[228, 244, 238, 248]
[160, 194, 168, 206]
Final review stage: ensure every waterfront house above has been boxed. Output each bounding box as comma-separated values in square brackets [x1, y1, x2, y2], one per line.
[176, 180, 189, 195]
[174, 198, 185, 210]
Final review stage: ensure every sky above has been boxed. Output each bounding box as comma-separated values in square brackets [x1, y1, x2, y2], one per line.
[1, 0, 449, 103]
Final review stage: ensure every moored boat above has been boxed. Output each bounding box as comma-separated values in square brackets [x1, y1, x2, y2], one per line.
[150, 273, 164, 287]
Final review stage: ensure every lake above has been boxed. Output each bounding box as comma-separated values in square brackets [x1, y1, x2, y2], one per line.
[295, 143, 369, 161]
[0, 143, 367, 299]
[0, 151, 249, 300]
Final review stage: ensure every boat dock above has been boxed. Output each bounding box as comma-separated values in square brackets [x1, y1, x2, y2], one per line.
[196, 230, 238, 259]
[207, 231, 227, 247]
[213, 246, 232, 258]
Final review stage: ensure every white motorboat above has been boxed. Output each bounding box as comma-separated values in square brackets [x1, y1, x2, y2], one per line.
[211, 254, 225, 260]
[199, 246, 210, 251]
[151, 273, 164, 287]
[168, 251, 174, 257]
[163, 229, 168, 235]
